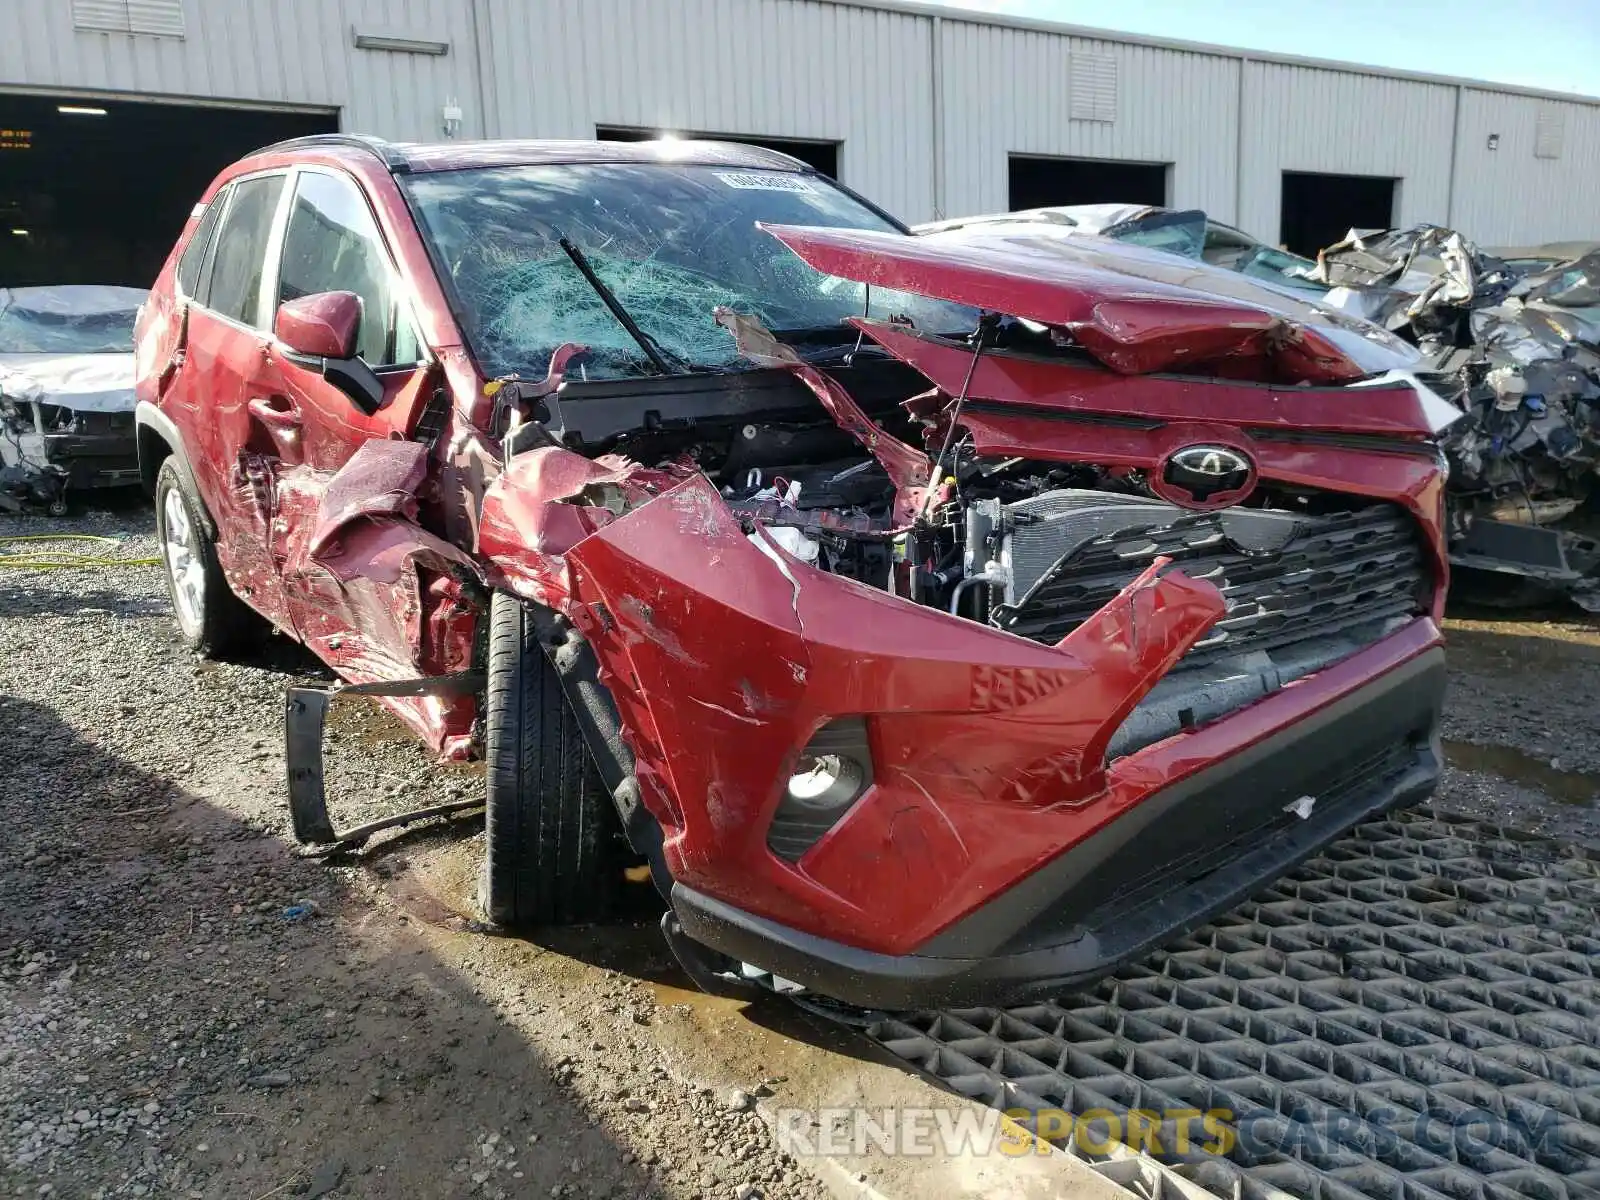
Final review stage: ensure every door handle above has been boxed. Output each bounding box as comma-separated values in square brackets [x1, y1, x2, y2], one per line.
[248, 395, 301, 430]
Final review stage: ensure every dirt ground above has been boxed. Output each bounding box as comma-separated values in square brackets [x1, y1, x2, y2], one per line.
[2, 503, 1597, 1199]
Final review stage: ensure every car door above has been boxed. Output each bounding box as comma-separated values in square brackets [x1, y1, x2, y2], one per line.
[167, 171, 297, 632]
[260, 167, 437, 669]
[268, 168, 432, 471]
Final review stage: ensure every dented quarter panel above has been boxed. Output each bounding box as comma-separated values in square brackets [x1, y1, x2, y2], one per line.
[174, 305, 296, 631]
[275, 442, 482, 757]
[563, 474, 1235, 955]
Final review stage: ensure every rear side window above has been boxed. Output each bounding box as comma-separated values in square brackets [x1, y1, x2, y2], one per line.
[176, 191, 227, 301]
[277, 171, 418, 366]
[205, 174, 285, 328]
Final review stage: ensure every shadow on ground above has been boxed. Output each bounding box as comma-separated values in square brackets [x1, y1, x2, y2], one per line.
[0, 694, 732, 1199]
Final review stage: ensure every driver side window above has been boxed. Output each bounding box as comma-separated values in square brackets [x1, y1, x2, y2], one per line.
[276, 171, 420, 367]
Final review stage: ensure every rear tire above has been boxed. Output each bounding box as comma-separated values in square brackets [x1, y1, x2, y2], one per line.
[154, 458, 260, 658]
[480, 591, 624, 926]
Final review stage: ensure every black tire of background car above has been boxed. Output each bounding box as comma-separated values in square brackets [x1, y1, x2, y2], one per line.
[153, 458, 262, 659]
[480, 590, 624, 926]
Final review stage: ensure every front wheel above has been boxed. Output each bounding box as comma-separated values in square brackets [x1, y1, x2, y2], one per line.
[480, 591, 626, 926]
[153, 458, 260, 658]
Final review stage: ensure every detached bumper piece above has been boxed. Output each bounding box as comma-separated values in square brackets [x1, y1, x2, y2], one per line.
[285, 672, 484, 853]
[673, 646, 1445, 1011]
[1451, 516, 1600, 612]
[0, 404, 137, 513]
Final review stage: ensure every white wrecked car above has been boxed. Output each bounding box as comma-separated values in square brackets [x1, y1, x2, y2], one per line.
[0, 284, 147, 512]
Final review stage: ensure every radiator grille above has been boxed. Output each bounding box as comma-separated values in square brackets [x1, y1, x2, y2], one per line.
[996, 503, 1430, 667]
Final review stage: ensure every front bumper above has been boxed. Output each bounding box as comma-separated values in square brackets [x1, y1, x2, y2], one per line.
[673, 638, 1445, 1010]
[41, 427, 140, 489]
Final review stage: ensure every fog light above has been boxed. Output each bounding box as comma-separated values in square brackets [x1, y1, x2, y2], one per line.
[786, 753, 865, 810]
[767, 718, 873, 861]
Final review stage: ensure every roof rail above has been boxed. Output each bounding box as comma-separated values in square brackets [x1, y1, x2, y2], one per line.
[254, 133, 410, 172]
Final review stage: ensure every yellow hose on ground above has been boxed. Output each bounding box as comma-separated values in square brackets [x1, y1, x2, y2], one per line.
[0, 534, 162, 569]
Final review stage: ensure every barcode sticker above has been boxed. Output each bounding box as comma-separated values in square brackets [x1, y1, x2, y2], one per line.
[714, 172, 816, 193]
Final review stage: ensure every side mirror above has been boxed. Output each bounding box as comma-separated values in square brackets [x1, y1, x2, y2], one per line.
[276, 291, 360, 359]
[274, 291, 384, 416]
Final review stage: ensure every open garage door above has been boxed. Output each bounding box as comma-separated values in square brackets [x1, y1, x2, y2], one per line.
[0, 94, 335, 288]
[1280, 171, 1397, 258]
[1008, 155, 1168, 212]
[596, 125, 839, 179]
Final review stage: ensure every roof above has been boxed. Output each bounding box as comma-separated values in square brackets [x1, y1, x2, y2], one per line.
[815, 0, 1600, 109]
[394, 138, 812, 174]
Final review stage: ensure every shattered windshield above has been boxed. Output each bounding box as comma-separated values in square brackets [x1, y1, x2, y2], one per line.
[404, 163, 977, 380]
[0, 291, 141, 354]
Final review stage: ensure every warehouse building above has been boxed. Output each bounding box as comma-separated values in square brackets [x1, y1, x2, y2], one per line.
[3, 0, 1598, 285]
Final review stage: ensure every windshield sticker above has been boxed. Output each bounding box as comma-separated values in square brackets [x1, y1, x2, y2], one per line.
[714, 172, 817, 194]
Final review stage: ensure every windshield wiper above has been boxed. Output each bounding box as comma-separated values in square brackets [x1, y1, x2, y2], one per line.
[556, 236, 685, 376]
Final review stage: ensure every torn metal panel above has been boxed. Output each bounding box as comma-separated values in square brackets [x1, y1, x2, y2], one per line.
[760, 222, 1416, 383]
[477, 445, 682, 609]
[272, 445, 484, 758]
[1312, 224, 1600, 606]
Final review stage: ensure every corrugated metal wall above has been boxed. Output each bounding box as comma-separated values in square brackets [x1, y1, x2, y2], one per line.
[1451, 89, 1600, 245]
[937, 23, 1238, 221]
[1238, 61, 1457, 240]
[0, 0, 479, 139]
[473, 0, 935, 222]
[2, 0, 348, 110]
[3, 0, 1597, 243]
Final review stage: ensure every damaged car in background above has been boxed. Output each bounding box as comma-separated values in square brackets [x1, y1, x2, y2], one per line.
[917, 204, 1328, 296]
[0, 285, 147, 513]
[1314, 226, 1600, 610]
[134, 135, 1450, 1009]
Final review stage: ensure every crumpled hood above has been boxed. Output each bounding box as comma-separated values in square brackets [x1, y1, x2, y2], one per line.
[0, 352, 137, 412]
[762, 223, 1421, 383]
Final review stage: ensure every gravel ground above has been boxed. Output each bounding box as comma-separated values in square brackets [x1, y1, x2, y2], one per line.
[0, 506, 831, 1200]
[1438, 608, 1600, 847]
[3, 502, 1598, 1199]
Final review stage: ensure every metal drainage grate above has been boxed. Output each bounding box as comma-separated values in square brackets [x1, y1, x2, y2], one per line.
[867, 810, 1600, 1200]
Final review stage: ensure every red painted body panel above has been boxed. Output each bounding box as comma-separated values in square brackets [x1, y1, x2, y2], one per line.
[552, 472, 1440, 953]
[763, 223, 1419, 383]
[855, 320, 1442, 439]
[135, 145, 486, 752]
[274, 291, 361, 360]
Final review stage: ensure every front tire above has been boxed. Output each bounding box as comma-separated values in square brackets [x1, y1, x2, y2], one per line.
[154, 458, 259, 658]
[480, 591, 624, 926]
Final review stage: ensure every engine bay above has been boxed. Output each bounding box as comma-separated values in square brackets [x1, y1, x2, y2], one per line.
[534, 350, 1432, 759]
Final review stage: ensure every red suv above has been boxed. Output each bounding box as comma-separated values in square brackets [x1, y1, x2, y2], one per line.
[135, 136, 1450, 1008]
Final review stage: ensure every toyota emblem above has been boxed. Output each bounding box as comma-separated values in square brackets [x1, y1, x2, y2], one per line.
[1162, 444, 1254, 504]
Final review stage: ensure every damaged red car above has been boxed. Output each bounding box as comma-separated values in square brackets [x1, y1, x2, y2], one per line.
[135, 136, 1452, 1009]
